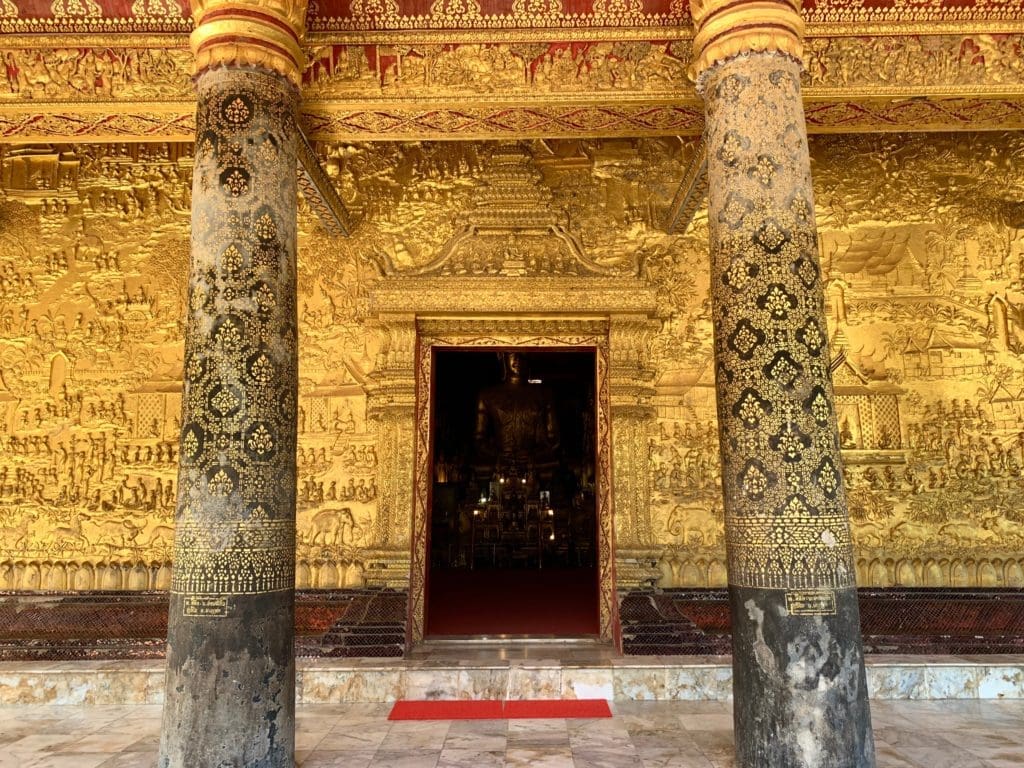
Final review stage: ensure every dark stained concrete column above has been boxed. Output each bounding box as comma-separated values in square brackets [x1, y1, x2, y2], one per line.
[689, 1, 876, 765]
[159, 3, 306, 766]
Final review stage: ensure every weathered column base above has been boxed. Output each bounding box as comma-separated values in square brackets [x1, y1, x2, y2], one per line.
[160, 594, 295, 768]
[730, 586, 873, 767]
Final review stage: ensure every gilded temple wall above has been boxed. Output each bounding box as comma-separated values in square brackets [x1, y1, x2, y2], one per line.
[1, 133, 1023, 590]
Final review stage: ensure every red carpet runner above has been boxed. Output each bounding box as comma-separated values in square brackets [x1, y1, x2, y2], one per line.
[389, 699, 612, 720]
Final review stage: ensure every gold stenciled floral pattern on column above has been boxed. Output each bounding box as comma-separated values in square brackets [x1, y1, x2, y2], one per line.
[171, 69, 300, 602]
[1, 135, 1024, 590]
[701, 53, 857, 592]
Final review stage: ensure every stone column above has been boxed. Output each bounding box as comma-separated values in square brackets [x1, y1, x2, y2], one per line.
[689, 0, 876, 765]
[159, 2, 307, 767]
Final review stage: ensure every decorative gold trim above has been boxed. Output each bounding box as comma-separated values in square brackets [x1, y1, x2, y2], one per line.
[294, 119, 354, 235]
[662, 138, 707, 235]
[688, 0, 804, 82]
[2, 96, 1024, 143]
[3, 34, 1022, 112]
[2, 15, 1023, 41]
[190, 0, 309, 85]
[806, 20, 1024, 38]
[0, 34, 192, 48]
[299, 100, 706, 141]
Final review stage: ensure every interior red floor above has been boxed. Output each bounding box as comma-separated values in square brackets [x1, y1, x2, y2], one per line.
[426, 567, 599, 636]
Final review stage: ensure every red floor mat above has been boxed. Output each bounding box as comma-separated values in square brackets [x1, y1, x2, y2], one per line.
[504, 699, 612, 718]
[389, 700, 504, 720]
[388, 699, 612, 720]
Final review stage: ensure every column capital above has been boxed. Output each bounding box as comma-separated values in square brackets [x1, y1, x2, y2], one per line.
[688, 0, 805, 84]
[190, 0, 309, 87]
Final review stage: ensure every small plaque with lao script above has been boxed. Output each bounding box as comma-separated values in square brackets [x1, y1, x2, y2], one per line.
[785, 589, 836, 616]
[183, 595, 229, 617]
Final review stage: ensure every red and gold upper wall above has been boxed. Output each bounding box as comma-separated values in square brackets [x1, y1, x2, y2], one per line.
[1, 0, 1022, 141]
[5, 0, 1022, 36]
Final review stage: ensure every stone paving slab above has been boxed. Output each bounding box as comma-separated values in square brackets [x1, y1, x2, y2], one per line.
[2, 700, 1024, 767]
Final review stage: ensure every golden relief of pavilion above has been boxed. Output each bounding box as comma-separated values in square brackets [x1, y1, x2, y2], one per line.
[1, 132, 1024, 591]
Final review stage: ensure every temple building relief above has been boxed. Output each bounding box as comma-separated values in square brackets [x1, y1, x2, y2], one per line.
[1, 132, 1024, 591]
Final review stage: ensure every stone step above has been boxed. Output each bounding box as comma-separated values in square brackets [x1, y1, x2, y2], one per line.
[1, 655, 1022, 705]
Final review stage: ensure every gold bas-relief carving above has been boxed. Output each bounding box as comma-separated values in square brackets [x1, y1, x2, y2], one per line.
[2, 34, 1021, 105]
[0, 33, 1022, 142]
[0, 0, 1020, 35]
[1, 133, 1024, 591]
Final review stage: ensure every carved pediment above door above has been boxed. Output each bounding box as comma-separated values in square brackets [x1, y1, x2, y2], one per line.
[367, 143, 657, 317]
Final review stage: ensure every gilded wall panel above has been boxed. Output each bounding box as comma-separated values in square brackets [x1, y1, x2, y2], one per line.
[1, 133, 1023, 590]
[1, 33, 1022, 144]
[0, 47, 193, 102]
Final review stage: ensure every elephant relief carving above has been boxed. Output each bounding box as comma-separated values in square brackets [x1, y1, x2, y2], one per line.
[308, 507, 359, 547]
[665, 503, 725, 546]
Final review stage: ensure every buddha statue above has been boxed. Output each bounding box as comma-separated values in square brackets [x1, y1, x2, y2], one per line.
[474, 351, 559, 470]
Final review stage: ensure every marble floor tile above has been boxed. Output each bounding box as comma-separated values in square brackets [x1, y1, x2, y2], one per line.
[680, 713, 733, 731]
[295, 729, 330, 751]
[55, 732, 148, 753]
[445, 718, 508, 737]
[898, 745, 995, 768]
[567, 718, 634, 749]
[96, 753, 161, 768]
[873, 728, 953, 750]
[368, 749, 441, 768]
[507, 731, 571, 748]
[628, 730, 700, 751]
[981, 759, 1024, 768]
[442, 729, 507, 751]
[505, 747, 576, 767]
[572, 747, 642, 767]
[7, 734, 82, 753]
[379, 721, 451, 751]
[298, 749, 375, 767]
[19, 754, 113, 768]
[436, 747, 505, 767]
[871, 741, 927, 768]
[959, 741, 1024, 763]
[121, 733, 157, 753]
[946, 729, 1024, 749]
[636, 745, 715, 768]
[297, 713, 349, 732]
[316, 726, 391, 751]
[687, 729, 735, 764]
[2, 696, 1022, 768]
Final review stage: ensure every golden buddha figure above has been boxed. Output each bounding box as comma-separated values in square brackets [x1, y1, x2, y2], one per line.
[474, 351, 560, 473]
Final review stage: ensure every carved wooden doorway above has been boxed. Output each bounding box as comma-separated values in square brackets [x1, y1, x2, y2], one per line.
[405, 319, 614, 651]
